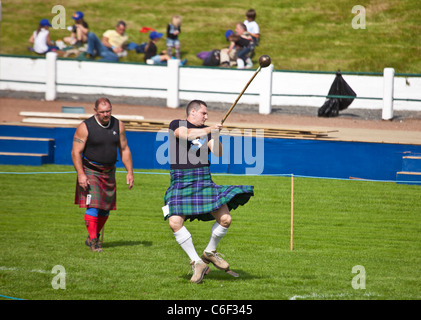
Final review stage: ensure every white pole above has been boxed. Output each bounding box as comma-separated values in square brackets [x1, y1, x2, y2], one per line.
[45, 51, 57, 101]
[290, 174, 294, 251]
[382, 67, 394, 120]
[259, 63, 273, 115]
[167, 59, 180, 108]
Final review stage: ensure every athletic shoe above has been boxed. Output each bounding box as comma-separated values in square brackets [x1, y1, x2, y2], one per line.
[189, 260, 209, 283]
[89, 238, 102, 252]
[201, 250, 229, 271]
[85, 234, 101, 247]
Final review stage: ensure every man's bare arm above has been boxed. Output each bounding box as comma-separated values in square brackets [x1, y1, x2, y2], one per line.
[118, 121, 134, 189]
[174, 124, 222, 141]
[71, 123, 89, 190]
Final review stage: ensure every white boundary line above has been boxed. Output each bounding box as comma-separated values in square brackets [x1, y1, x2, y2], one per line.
[289, 292, 381, 300]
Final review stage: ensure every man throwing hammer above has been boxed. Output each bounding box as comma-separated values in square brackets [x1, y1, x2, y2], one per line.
[164, 100, 254, 283]
[72, 97, 134, 252]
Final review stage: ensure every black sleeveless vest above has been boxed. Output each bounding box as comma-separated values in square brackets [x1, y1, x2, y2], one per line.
[83, 116, 120, 165]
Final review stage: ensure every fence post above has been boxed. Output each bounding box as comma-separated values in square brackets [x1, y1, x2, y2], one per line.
[45, 52, 57, 101]
[259, 63, 273, 114]
[382, 67, 394, 120]
[167, 59, 180, 108]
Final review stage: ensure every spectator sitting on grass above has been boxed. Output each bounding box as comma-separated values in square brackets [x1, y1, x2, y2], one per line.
[80, 20, 128, 62]
[144, 31, 187, 66]
[28, 19, 58, 55]
[64, 11, 89, 47]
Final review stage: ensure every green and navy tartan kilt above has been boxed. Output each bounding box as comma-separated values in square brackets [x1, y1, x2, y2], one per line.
[74, 160, 117, 211]
[164, 167, 254, 221]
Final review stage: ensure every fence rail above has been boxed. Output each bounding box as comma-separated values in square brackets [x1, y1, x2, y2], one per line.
[1, 53, 420, 120]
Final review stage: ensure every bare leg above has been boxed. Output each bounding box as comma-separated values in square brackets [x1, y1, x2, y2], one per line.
[211, 204, 232, 228]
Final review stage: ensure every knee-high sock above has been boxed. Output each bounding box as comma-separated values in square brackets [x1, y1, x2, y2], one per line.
[84, 214, 98, 240]
[173, 226, 201, 262]
[97, 215, 108, 235]
[205, 222, 228, 252]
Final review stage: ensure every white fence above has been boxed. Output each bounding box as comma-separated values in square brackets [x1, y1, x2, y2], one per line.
[1, 53, 420, 120]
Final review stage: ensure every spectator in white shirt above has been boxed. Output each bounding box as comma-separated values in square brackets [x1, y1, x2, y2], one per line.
[244, 9, 260, 46]
[29, 19, 57, 54]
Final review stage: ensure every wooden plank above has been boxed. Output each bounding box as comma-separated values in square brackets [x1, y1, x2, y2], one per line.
[18, 113, 331, 139]
[19, 112, 144, 121]
[396, 171, 421, 175]
[0, 151, 48, 157]
[0, 136, 54, 141]
[22, 118, 82, 125]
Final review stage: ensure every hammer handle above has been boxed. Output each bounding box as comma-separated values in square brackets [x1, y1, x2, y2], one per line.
[221, 66, 262, 124]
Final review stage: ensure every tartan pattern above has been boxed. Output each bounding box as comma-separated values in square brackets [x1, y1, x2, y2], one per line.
[164, 167, 254, 221]
[74, 161, 117, 211]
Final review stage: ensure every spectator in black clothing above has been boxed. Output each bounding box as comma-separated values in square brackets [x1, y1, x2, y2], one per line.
[144, 31, 186, 65]
[220, 23, 254, 68]
[144, 31, 171, 65]
[64, 11, 89, 47]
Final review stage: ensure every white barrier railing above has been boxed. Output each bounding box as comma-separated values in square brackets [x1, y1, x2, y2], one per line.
[1, 53, 420, 119]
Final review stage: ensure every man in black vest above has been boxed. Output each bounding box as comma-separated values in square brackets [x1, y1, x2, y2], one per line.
[72, 97, 134, 252]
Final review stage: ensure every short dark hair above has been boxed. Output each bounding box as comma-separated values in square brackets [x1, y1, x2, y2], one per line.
[95, 97, 112, 109]
[246, 9, 256, 20]
[116, 20, 126, 28]
[186, 100, 207, 116]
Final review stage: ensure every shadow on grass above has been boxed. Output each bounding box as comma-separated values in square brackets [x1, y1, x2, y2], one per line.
[103, 240, 152, 248]
[181, 268, 264, 282]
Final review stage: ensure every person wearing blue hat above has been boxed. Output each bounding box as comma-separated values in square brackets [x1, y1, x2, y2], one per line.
[220, 23, 254, 69]
[29, 19, 58, 54]
[64, 11, 89, 47]
[144, 31, 187, 66]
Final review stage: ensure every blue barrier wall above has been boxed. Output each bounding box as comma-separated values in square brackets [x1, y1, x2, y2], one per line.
[1, 124, 420, 180]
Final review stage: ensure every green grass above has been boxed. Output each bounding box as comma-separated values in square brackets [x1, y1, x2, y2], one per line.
[1, 0, 420, 73]
[0, 164, 420, 300]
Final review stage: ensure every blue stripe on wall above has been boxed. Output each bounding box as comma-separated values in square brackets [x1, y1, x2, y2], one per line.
[1, 125, 420, 181]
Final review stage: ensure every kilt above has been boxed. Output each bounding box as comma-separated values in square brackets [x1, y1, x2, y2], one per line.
[164, 167, 254, 221]
[74, 160, 117, 211]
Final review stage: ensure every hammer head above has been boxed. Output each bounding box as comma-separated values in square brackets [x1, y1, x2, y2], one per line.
[259, 55, 271, 68]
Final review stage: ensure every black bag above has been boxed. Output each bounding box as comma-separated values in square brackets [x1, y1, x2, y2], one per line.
[203, 49, 220, 66]
[318, 72, 357, 117]
[318, 99, 339, 117]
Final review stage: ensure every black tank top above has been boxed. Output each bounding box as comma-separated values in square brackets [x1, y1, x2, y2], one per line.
[83, 116, 120, 165]
[168, 119, 211, 170]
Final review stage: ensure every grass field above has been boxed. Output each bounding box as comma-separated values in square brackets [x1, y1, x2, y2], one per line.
[1, 0, 420, 73]
[0, 164, 420, 301]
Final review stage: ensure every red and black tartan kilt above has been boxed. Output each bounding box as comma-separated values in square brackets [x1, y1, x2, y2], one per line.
[74, 160, 117, 211]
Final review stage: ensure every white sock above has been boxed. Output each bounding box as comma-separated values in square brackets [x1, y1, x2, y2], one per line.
[173, 226, 201, 262]
[205, 222, 228, 252]
[236, 58, 245, 69]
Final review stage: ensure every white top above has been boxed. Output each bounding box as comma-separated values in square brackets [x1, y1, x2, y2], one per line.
[244, 20, 260, 35]
[33, 28, 49, 54]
